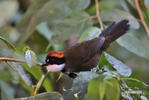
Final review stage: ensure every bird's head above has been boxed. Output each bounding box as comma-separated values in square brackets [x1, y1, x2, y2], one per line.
[41, 51, 65, 72]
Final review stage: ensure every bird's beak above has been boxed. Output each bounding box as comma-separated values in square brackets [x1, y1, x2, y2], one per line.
[41, 62, 48, 66]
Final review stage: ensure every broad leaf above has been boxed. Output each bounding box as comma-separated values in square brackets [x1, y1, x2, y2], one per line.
[117, 28, 149, 59]
[122, 77, 149, 92]
[79, 27, 101, 42]
[13, 92, 64, 100]
[104, 78, 120, 100]
[0, 71, 13, 81]
[12, 62, 32, 86]
[23, 64, 53, 92]
[36, 22, 52, 41]
[87, 76, 120, 100]
[120, 0, 138, 18]
[16, 0, 91, 45]
[0, 36, 15, 51]
[0, 80, 15, 100]
[37, 11, 93, 51]
[100, 9, 140, 29]
[25, 50, 37, 68]
[73, 72, 99, 85]
[99, 52, 132, 77]
[87, 75, 105, 100]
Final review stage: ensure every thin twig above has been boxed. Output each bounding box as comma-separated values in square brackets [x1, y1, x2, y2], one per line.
[32, 71, 49, 95]
[133, 0, 149, 38]
[5, 62, 18, 72]
[0, 57, 25, 63]
[95, 0, 104, 30]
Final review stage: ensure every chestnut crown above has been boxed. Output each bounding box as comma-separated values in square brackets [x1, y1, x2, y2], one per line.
[45, 51, 65, 65]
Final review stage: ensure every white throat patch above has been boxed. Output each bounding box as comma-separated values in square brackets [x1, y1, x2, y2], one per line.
[46, 64, 65, 72]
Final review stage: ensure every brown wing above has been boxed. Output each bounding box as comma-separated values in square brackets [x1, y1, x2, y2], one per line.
[64, 37, 105, 72]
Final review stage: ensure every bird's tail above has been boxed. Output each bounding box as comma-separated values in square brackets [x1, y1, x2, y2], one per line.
[99, 19, 130, 50]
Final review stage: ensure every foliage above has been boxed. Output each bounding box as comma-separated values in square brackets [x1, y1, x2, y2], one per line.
[0, 0, 149, 100]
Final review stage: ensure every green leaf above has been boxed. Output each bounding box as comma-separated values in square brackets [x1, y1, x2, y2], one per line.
[0, 36, 15, 51]
[99, 52, 132, 77]
[37, 11, 93, 51]
[73, 72, 99, 85]
[16, 0, 70, 45]
[98, 52, 112, 68]
[25, 32, 49, 53]
[12, 92, 64, 100]
[122, 77, 149, 92]
[100, 9, 140, 29]
[51, 11, 92, 48]
[120, 0, 138, 18]
[25, 50, 38, 68]
[79, 27, 101, 42]
[69, 0, 90, 11]
[15, 45, 52, 92]
[12, 63, 32, 86]
[117, 28, 149, 59]
[0, 71, 13, 81]
[23, 64, 53, 92]
[87, 76, 120, 100]
[87, 76, 105, 100]
[87, 0, 117, 14]
[0, 80, 15, 100]
[104, 78, 120, 100]
[16, 0, 91, 45]
[36, 22, 52, 41]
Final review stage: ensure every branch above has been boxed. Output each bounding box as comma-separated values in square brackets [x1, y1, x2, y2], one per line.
[95, 0, 104, 30]
[0, 57, 25, 63]
[133, 0, 149, 38]
[32, 71, 49, 95]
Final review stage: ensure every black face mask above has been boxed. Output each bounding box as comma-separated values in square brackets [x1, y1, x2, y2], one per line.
[45, 56, 65, 65]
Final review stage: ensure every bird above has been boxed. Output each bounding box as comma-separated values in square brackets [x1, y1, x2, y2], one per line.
[41, 19, 130, 78]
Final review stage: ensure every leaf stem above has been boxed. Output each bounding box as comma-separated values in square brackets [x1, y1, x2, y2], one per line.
[0, 57, 25, 63]
[95, 0, 104, 30]
[32, 71, 49, 95]
[133, 0, 149, 38]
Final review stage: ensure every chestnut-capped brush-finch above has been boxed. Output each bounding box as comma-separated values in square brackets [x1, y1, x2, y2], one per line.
[41, 19, 130, 78]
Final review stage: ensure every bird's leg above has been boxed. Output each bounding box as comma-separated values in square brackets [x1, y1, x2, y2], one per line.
[65, 72, 77, 78]
[68, 73, 78, 78]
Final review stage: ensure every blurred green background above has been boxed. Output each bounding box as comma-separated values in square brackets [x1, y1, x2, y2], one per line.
[0, 0, 149, 100]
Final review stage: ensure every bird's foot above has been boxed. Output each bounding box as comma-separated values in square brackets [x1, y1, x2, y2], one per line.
[68, 73, 78, 79]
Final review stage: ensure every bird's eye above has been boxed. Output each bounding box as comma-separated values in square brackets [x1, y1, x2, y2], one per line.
[46, 59, 50, 63]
